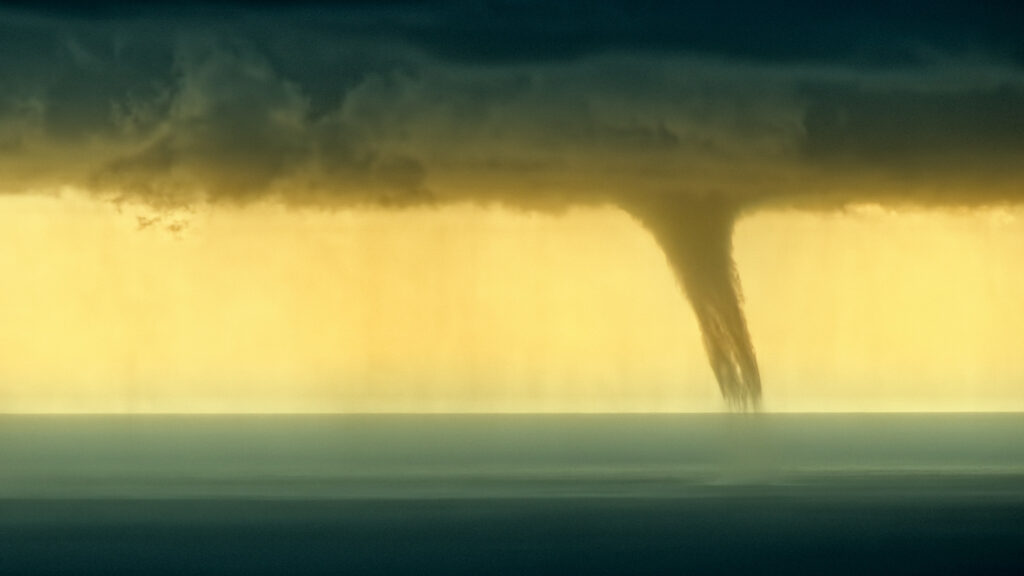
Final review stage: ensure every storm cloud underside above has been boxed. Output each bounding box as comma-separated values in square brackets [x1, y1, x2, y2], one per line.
[2, 2, 1023, 405]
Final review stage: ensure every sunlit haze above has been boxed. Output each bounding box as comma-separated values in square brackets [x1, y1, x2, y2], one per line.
[2, 192, 1022, 412]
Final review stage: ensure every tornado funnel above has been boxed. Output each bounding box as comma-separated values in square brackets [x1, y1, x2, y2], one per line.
[627, 195, 761, 409]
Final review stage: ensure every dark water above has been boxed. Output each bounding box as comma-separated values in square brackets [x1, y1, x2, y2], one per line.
[2, 414, 1023, 574]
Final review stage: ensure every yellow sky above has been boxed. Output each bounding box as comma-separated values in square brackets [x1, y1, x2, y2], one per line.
[1, 192, 1022, 412]
[736, 206, 1024, 412]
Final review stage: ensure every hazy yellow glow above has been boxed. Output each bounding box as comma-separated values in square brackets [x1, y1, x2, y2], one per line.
[0, 192, 713, 413]
[736, 206, 1024, 412]
[1, 192, 1023, 412]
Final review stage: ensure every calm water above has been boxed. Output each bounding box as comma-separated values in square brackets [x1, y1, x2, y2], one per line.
[2, 414, 1023, 574]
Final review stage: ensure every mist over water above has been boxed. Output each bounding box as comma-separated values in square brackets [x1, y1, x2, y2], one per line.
[2, 413, 1023, 498]
[2, 412, 1024, 573]
[3, 413, 1024, 575]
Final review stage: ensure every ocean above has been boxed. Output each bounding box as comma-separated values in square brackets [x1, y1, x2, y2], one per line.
[2, 414, 1023, 574]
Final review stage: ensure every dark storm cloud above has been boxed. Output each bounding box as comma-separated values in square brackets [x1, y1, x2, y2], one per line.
[2, 1, 1023, 406]
[7, 1, 1024, 65]
[801, 83, 1024, 163]
[0, 17, 433, 203]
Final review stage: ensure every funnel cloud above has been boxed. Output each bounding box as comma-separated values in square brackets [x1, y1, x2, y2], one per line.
[1, 2, 1023, 406]
[626, 195, 760, 407]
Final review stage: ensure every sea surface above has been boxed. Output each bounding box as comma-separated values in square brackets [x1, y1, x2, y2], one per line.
[2, 414, 1023, 575]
